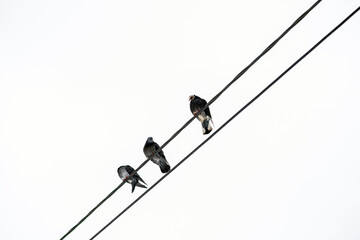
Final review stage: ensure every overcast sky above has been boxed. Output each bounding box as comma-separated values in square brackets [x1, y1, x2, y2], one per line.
[1, 0, 360, 239]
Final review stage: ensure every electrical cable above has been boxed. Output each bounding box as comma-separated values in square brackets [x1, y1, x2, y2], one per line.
[59, 1, 321, 239]
[89, 6, 360, 239]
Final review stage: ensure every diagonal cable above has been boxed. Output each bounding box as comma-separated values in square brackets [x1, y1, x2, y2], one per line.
[90, 6, 360, 239]
[59, 1, 321, 239]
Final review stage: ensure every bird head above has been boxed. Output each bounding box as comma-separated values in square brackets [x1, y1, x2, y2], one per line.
[147, 137, 153, 143]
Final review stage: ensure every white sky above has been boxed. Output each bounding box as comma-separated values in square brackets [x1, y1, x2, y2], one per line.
[1, 0, 360, 239]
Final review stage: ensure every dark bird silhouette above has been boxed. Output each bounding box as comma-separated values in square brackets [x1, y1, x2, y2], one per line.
[189, 95, 214, 134]
[143, 137, 170, 173]
[118, 165, 147, 193]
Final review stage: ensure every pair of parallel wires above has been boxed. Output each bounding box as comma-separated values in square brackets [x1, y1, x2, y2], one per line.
[60, 1, 360, 239]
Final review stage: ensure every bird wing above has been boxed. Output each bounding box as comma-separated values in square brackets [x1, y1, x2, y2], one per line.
[154, 142, 166, 160]
[200, 98, 212, 119]
[125, 165, 145, 181]
[125, 165, 135, 174]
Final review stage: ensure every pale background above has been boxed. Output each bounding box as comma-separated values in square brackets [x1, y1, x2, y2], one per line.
[1, 0, 360, 239]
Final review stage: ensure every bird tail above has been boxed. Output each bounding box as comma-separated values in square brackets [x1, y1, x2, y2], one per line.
[210, 118, 215, 128]
[159, 158, 171, 173]
[138, 177, 147, 186]
[136, 181, 147, 189]
[202, 117, 213, 135]
[131, 178, 147, 193]
[131, 179, 137, 193]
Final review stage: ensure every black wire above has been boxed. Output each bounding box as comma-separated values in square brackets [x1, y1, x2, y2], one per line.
[90, 5, 360, 240]
[59, 1, 321, 239]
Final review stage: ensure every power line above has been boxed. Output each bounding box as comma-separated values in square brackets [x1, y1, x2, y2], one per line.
[59, 1, 321, 239]
[89, 6, 360, 239]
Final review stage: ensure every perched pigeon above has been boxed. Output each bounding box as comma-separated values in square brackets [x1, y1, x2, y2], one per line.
[117, 165, 147, 193]
[189, 95, 214, 134]
[143, 137, 170, 173]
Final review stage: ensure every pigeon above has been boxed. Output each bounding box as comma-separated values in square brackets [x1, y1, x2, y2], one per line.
[117, 165, 147, 193]
[143, 137, 170, 173]
[189, 95, 214, 134]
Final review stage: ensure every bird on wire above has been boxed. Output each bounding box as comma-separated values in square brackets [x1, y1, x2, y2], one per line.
[189, 95, 214, 135]
[143, 137, 171, 173]
[118, 165, 147, 193]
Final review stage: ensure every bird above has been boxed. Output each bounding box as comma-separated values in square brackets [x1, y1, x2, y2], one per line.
[143, 137, 170, 173]
[189, 95, 214, 134]
[117, 165, 147, 193]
